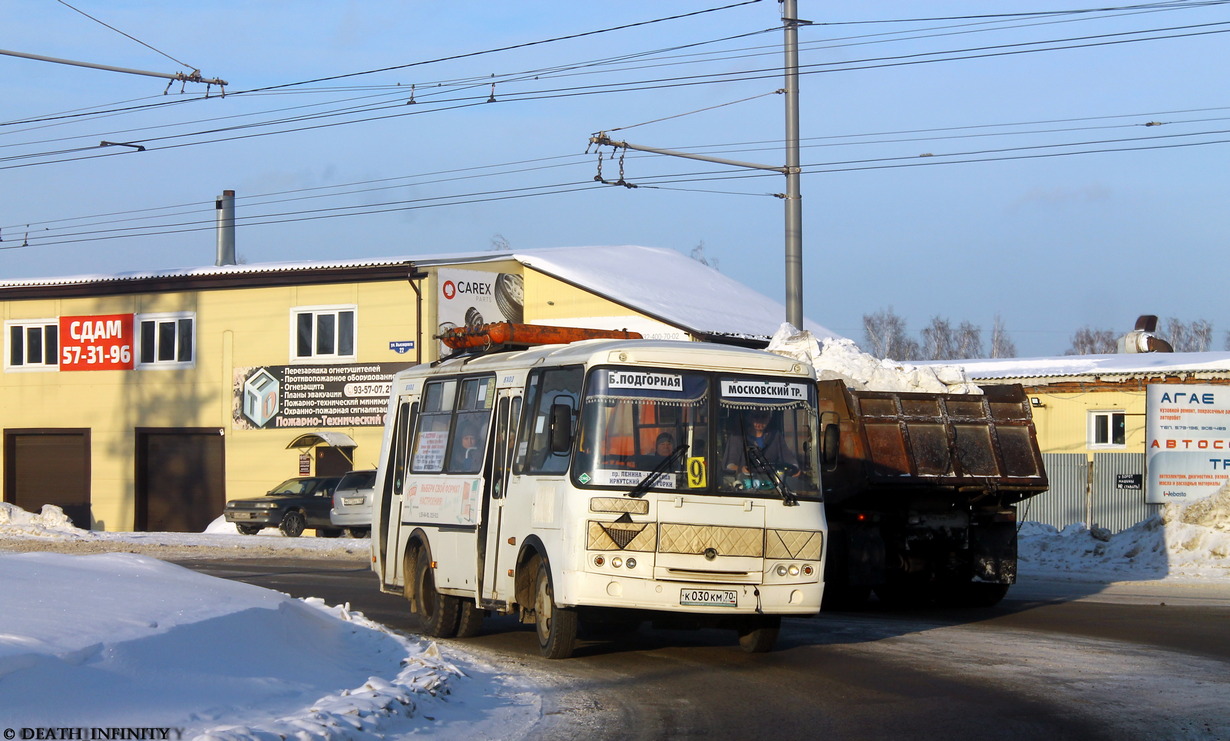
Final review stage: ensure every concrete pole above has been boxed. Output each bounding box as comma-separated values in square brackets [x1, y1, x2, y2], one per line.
[215, 190, 236, 266]
[782, 0, 804, 329]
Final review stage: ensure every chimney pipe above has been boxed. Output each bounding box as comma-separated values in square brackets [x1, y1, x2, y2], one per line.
[215, 190, 236, 266]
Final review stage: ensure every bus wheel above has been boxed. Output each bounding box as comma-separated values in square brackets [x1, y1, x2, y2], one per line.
[414, 554, 460, 638]
[534, 560, 578, 659]
[736, 615, 781, 653]
[455, 600, 487, 638]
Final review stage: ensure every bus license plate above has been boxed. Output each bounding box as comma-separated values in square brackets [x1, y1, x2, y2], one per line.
[680, 589, 737, 607]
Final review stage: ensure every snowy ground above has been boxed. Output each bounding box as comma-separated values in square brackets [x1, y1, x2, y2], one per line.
[1, 488, 1228, 740]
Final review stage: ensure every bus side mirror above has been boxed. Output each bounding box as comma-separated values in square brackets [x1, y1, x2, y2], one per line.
[822, 423, 840, 469]
[549, 403, 573, 454]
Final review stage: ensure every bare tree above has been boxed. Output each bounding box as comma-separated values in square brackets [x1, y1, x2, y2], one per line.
[1065, 327, 1117, 355]
[863, 307, 919, 360]
[990, 314, 1017, 358]
[955, 320, 984, 359]
[689, 241, 719, 270]
[921, 316, 956, 360]
[1164, 317, 1212, 352]
[490, 233, 511, 252]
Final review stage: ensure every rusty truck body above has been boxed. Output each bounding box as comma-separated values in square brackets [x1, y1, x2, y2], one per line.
[816, 379, 1048, 607]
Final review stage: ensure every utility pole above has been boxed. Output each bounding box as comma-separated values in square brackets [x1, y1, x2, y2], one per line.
[589, 1, 807, 328]
[782, 0, 804, 329]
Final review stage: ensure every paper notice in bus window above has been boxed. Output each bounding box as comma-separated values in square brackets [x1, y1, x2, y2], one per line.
[413, 430, 449, 472]
[596, 469, 677, 489]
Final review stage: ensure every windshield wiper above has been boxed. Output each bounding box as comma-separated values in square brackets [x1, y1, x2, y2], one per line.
[628, 444, 689, 499]
[744, 443, 799, 507]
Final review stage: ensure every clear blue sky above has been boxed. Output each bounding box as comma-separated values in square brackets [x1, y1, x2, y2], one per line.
[3, 1, 1228, 357]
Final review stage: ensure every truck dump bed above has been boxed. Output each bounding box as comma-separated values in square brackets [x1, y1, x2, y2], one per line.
[818, 379, 1048, 505]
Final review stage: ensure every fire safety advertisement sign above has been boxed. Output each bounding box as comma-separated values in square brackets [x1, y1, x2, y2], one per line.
[1146, 383, 1230, 503]
[232, 362, 413, 430]
[58, 314, 134, 371]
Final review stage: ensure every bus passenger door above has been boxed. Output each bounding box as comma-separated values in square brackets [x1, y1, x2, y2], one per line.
[478, 390, 519, 605]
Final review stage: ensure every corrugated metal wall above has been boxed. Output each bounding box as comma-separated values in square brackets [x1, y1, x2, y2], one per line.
[1023, 452, 1155, 533]
[1025, 454, 1088, 529]
[1091, 452, 1157, 532]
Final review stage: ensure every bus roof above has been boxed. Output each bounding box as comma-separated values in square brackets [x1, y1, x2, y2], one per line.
[393, 339, 814, 382]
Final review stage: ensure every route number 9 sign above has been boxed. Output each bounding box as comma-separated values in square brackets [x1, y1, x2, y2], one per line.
[59, 314, 135, 371]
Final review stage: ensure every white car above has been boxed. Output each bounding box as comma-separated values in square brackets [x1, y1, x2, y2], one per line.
[329, 469, 376, 538]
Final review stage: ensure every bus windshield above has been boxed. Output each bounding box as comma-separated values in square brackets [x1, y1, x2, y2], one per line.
[574, 367, 820, 499]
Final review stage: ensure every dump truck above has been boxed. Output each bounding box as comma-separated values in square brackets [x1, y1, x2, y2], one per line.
[815, 379, 1048, 608]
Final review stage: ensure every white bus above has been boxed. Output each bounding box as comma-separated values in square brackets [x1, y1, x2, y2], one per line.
[370, 333, 826, 658]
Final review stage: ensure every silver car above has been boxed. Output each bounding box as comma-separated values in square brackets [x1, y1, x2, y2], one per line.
[329, 469, 376, 538]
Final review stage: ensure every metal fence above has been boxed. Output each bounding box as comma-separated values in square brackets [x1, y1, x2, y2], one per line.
[1023, 452, 1157, 533]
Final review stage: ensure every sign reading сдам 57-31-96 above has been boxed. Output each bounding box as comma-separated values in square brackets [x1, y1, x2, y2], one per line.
[58, 314, 134, 371]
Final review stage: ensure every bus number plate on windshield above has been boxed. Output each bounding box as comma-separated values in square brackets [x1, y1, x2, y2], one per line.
[680, 588, 737, 607]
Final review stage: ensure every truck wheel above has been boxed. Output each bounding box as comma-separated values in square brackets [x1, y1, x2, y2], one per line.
[736, 615, 781, 653]
[236, 524, 262, 535]
[278, 511, 306, 538]
[455, 600, 487, 638]
[534, 560, 578, 659]
[414, 554, 460, 638]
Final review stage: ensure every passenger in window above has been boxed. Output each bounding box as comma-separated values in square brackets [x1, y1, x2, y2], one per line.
[638, 432, 678, 469]
[454, 426, 484, 472]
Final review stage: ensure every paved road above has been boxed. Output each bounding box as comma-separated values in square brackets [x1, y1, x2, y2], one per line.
[182, 557, 1230, 740]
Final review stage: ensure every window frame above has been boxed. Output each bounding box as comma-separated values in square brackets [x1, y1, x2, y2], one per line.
[135, 312, 196, 370]
[5, 319, 60, 372]
[1088, 409, 1127, 449]
[290, 305, 356, 363]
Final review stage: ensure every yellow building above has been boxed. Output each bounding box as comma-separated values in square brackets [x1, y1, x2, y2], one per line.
[1, 246, 836, 533]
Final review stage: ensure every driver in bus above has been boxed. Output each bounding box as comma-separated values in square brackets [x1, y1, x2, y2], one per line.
[723, 410, 798, 476]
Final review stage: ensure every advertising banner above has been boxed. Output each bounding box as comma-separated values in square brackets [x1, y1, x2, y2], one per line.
[1146, 383, 1230, 503]
[436, 268, 524, 355]
[232, 362, 413, 430]
[58, 313, 134, 371]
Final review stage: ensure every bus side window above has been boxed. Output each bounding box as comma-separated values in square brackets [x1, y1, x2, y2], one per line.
[516, 367, 582, 475]
[412, 379, 456, 473]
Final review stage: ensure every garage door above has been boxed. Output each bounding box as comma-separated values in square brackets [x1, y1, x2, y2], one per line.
[4, 430, 91, 529]
[136, 428, 225, 533]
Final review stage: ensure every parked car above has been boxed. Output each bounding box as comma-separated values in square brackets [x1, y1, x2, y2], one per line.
[224, 476, 342, 537]
[329, 469, 376, 538]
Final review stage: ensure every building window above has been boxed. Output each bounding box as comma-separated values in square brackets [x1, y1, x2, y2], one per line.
[1089, 410, 1126, 448]
[6, 321, 59, 370]
[136, 313, 195, 369]
[292, 306, 355, 362]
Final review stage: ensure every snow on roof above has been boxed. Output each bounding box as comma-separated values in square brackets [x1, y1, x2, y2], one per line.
[929, 351, 1230, 382]
[0, 245, 842, 342]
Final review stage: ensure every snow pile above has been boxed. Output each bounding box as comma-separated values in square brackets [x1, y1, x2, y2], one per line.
[1019, 484, 1230, 580]
[0, 502, 368, 558]
[766, 324, 980, 393]
[0, 501, 76, 534]
[0, 551, 472, 737]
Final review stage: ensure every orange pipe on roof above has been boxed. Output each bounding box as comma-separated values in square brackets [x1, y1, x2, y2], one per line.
[439, 322, 642, 350]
